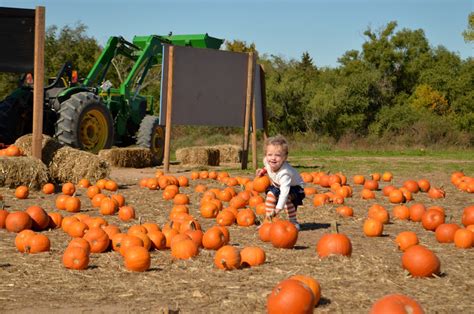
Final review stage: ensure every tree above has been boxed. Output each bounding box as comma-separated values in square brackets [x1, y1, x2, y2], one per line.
[224, 40, 257, 53]
[462, 12, 474, 42]
[45, 22, 101, 80]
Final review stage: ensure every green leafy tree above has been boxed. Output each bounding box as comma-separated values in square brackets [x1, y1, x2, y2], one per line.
[462, 12, 474, 42]
[45, 22, 101, 80]
[224, 40, 257, 53]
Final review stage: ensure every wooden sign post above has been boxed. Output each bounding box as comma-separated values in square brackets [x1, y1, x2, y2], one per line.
[31, 6, 45, 160]
[241, 52, 255, 170]
[163, 45, 175, 172]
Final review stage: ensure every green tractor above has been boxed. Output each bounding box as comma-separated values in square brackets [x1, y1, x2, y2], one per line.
[0, 33, 223, 164]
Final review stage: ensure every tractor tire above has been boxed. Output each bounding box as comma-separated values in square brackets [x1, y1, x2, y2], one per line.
[136, 115, 165, 165]
[55, 92, 114, 153]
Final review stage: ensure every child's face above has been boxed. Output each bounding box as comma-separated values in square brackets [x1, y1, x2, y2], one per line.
[265, 144, 287, 172]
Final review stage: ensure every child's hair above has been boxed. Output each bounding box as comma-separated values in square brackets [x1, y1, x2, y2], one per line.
[264, 134, 288, 155]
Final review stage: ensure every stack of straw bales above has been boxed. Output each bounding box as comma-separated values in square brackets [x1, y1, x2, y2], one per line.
[0, 134, 110, 188]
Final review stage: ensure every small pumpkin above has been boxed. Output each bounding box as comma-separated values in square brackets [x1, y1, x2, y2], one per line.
[401, 245, 440, 277]
[395, 231, 419, 251]
[267, 279, 315, 314]
[240, 246, 266, 267]
[316, 223, 352, 258]
[42, 183, 55, 194]
[25, 233, 50, 253]
[270, 220, 298, 249]
[14, 185, 29, 199]
[25, 205, 50, 231]
[123, 246, 151, 272]
[289, 275, 321, 307]
[171, 238, 199, 259]
[202, 226, 226, 250]
[370, 293, 424, 314]
[83, 227, 110, 253]
[435, 223, 460, 243]
[363, 218, 384, 237]
[214, 245, 241, 270]
[454, 229, 473, 249]
[253, 176, 271, 193]
[15, 229, 36, 252]
[421, 209, 445, 231]
[5, 211, 32, 233]
[118, 206, 136, 221]
[236, 208, 256, 227]
[63, 247, 90, 270]
[61, 182, 76, 196]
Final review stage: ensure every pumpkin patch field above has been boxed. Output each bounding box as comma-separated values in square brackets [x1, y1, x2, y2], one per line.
[0, 154, 473, 313]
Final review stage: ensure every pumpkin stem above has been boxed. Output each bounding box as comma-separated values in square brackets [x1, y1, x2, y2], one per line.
[0, 200, 4, 210]
[138, 216, 142, 225]
[331, 220, 339, 233]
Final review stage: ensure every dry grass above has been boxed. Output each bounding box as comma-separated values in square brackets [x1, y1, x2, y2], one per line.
[0, 160, 473, 313]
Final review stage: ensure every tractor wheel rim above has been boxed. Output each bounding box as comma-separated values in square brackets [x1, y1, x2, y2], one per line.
[79, 109, 108, 153]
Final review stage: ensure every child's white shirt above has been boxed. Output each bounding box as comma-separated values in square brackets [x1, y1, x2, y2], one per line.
[263, 158, 304, 210]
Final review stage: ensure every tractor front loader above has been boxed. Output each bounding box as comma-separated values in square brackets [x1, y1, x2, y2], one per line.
[0, 33, 223, 165]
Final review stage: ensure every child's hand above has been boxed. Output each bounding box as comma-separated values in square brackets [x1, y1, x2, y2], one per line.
[256, 168, 267, 177]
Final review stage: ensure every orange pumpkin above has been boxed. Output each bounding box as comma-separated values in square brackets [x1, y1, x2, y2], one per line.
[240, 246, 266, 267]
[214, 245, 241, 270]
[236, 208, 256, 227]
[316, 232, 352, 258]
[395, 231, 419, 251]
[5, 211, 32, 233]
[435, 223, 460, 243]
[25, 205, 50, 231]
[61, 182, 76, 196]
[42, 183, 55, 194]
[270, 220, 298, 249]
[123, 246, 151, 272]
[118, 206, 136, 221]
[83, 227, 110, 253]
[370, 293, 424, 314]
[253, 176, 270, 193]
[63, 247, 90, 270]
[25, 234, 50, 253]
[267, 279, 315, 314]
[14, 185, 29, 199]
[289, 275, 321, 307]
[202, 226, 226, 250]
[402, 245, 440, 277]
[363, 218, 383, 237]
[15, 229, 36, 252]
[454, 229, 473, 249]
[171, 238, 199, 259]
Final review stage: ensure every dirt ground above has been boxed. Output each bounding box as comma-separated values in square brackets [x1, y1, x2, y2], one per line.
[0, 160, 473, 313]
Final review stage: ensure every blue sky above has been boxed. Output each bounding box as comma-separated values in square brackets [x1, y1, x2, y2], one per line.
[1, 0, 472, 67]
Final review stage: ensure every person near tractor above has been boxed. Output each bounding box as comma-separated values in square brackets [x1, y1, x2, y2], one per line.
[256, 135, 305, 230]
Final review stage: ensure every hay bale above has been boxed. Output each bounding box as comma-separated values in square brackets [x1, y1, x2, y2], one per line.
[49, 146, 110, 184]
[0, 156, 49, 189]
[175, 146, 220, 166]
[212, 144, 242, 163]
[14, 134, 63, 165]
[98, 147, 155, 168]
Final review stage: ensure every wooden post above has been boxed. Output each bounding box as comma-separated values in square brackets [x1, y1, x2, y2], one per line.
[259, 65, 269, 141]
[163, 45, 174, 173]
[251, 73, 258, 170]
[31, 6, 45, 160]
[241, 52, 255, 170]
